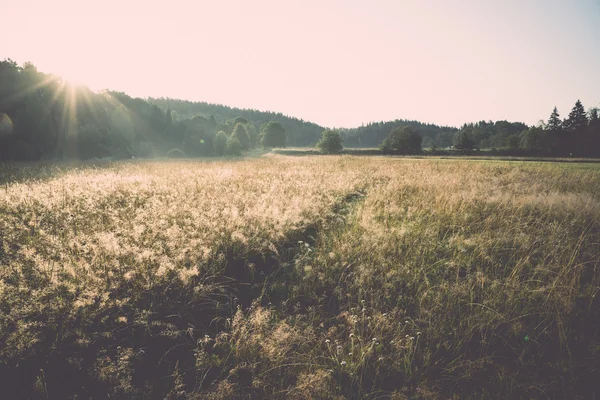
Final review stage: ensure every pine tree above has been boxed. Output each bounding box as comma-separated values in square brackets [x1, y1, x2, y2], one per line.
[545, 107, 562, 155]
[547, 107, 562, 131]
[586, 108, 600, 157]
[564, 100, 588, 133]
[563, 100, 588, 156]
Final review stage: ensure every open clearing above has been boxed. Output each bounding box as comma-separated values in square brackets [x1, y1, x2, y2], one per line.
[1, 155, 599, 399]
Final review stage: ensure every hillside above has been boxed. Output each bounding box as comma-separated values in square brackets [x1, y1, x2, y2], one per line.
[148, 97, 325, 147]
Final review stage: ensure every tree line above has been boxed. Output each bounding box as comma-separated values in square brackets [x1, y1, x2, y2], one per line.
[0, 60, 287, 161]
[319, 100, 600, 156]
[447, 100, 599, 156]
[148, 97, 324, 147]
[1, 59, 598, 160]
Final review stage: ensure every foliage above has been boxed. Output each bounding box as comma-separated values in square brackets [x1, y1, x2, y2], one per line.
[233, 116, 248, 125]
[564, 100, 588, 134]
[224, 136, 242, 156]
[260, 121, 286, 148]
[2, 59, 599, 159]
[246, 123, 259, 148]
[316, 130, 344, 154]
[380, 126, 422, 154]
[342, 119, 457, 148]
[453, 130, 476, 151]
[213, 131, 228, 156]
[547, 106, 562, 131]
[506, 134, 520, 149]
[165, 106, 172, 127]
[231, 123, 251, 150]
[0, 60, 295, 161]
[149, 97, 324, 146]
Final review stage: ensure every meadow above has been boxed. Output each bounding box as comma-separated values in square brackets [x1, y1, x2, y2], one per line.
[0, 155, 599, 399]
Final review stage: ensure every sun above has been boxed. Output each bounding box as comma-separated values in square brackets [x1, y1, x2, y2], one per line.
[57, 68, 91, 88]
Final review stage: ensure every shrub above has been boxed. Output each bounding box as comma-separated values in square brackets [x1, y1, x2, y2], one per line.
[316, 130, 344, 154]
[213, 131, 228, 156]
[259, 121, 286, 148]
[225, 136, 242, 156]
[231, 123, 250, 150]
[453, 130, 475, 151]
[380, 126, 422, 154]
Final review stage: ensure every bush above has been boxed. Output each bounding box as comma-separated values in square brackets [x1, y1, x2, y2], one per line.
[231, 123, 250, 149]
[380, 126, 422, 154]
[214, 131, 228, 156]
[316, 130, 343, 154]
[225, 136, 242, 156]
[453, 130, 475, 151]
[259, 121, 286, 148]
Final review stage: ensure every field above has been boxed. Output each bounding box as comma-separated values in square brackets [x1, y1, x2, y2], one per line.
[1, 155, 599, 399]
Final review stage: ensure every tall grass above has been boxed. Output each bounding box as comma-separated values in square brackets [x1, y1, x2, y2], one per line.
[0, 157, 598, 398]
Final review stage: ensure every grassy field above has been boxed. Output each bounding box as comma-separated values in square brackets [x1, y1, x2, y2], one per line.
[1, 155, 599, 399]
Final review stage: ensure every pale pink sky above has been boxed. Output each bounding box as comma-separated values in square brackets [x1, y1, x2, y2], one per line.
[3, 0, 600, 128]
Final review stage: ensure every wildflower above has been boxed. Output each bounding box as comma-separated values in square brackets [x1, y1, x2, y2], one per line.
[405, 334, 409, 338]
[348, 352, 353, 356]
[372, 338, 377, 342]
[337, 345, 342, 349]
[378, 357, 384, 361]
[417, 332, 421, 336]
[341, 361, 347, 366]
[349, 333, 355, 338]
[325, 339, 331, 344]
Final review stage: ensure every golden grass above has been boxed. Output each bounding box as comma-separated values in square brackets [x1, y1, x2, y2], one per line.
[0, 156, 599, 398]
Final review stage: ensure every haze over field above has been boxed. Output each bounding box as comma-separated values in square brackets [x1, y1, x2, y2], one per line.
[4, 0, 600, 128]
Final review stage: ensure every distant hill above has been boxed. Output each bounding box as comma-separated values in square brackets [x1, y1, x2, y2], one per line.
[148, 98, 325, 147]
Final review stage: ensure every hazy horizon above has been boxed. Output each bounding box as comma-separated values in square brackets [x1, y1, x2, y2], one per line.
[4, 0, 600, 128]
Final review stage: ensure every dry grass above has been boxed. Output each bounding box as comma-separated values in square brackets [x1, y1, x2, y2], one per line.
[0, 156, 599, 398]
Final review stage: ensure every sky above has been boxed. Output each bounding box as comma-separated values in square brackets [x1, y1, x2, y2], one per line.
[3, 0, 600, 128]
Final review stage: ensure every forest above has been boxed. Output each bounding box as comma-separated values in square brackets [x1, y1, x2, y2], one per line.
[1, 59, 599, 160]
